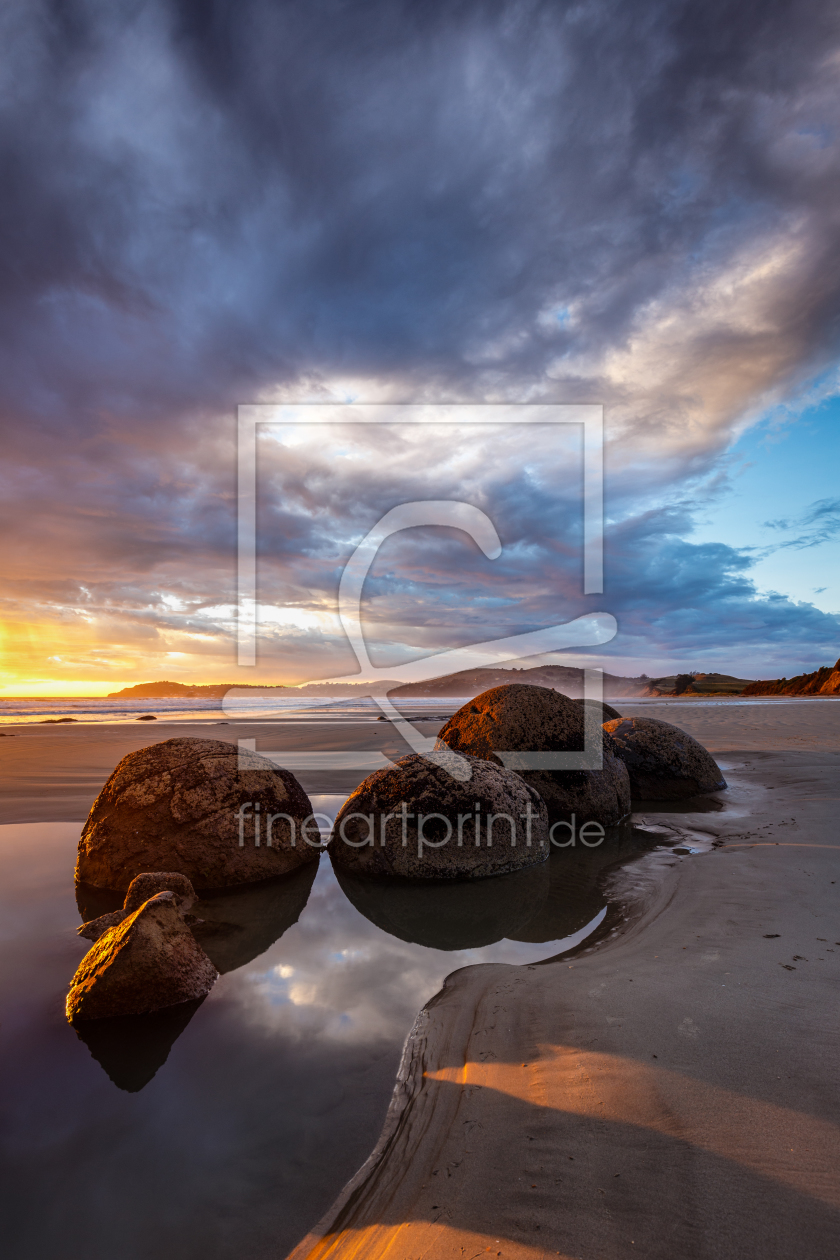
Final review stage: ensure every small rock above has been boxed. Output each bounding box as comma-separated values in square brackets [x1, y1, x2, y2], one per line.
[75, 737, 318, 891]
[124, 871, 196, 912]
[603, 716, 726, 799]
[78, 871, 199, 941]
[77, 909, 128, 942]
[437, 685, 630, 826]
[330, 751, 549, 880]
[67, 892, 218, 1021]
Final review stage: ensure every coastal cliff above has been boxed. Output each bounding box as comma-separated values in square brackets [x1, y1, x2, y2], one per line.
[741, 659, 840, 697]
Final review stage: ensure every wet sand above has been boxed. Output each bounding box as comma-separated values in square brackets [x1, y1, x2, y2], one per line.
[0, 719, 421, 823]
[287, 703, 840, 1260]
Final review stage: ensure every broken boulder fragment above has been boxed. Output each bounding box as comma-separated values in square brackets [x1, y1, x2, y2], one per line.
[77, 871, 199, 941]
[123, 871, 196, 912]
[67, 892, 218, 1022]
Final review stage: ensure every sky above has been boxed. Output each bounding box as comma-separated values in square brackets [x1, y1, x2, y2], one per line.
[2, 0, 840, 695]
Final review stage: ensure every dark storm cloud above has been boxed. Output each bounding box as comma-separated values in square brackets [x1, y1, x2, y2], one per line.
[3, 0, 840, 676]
[2, 0, 839, 421]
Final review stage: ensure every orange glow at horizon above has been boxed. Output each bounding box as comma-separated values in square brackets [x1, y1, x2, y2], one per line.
[0, 614, 288, 697]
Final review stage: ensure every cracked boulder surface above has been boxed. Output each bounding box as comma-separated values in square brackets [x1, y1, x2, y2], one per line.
[66, 892, 218, 1022]
[75, 737, 317, 891]
[330, 752, 549, 880]
[604, 715, 727, 799]
[437, 684, 631, 826]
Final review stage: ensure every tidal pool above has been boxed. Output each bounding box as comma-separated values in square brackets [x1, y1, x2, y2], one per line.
[0, 810, 665, 1259]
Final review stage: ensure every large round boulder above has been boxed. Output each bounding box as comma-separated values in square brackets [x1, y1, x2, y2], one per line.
[75, 738, 318, 891]
[603, 716, 727, 799]
[330, 751, 549, 880]
[66, 891, 218, 1022]
[437, 684, 630, 827]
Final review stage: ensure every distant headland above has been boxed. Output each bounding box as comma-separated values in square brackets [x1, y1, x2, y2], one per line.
[106, 661, 840, 701]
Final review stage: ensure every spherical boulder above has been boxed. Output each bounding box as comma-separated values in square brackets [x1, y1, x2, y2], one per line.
[330, 751, 549, 880]
[66, 892, 218, 1022]
[75, 738, 318, 891]
[603, 716, 727, 799]
[437, 684, 630, 826]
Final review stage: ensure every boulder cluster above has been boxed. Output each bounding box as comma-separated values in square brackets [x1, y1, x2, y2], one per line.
[69, 697, 726, 1032]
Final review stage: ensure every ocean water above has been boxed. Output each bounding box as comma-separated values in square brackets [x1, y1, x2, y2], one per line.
[0, 695, 470, 726]
[3, 693, 839, 727]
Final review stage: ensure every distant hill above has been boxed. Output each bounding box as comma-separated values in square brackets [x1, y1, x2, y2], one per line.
[290, 681, 404, 696]
[387, 664, 650, 699]
[107, 681, 288, 699]
[641, 672, 754, 697]
[119, 660, 840, 702]
[741, 660, 840, 697]
[107, 680, 404, 699]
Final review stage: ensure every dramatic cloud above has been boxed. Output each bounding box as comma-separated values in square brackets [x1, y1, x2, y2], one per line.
[2, 0, 840, 686]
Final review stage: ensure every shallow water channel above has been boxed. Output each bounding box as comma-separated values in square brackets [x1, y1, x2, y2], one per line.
[0, 803, 690, 1259]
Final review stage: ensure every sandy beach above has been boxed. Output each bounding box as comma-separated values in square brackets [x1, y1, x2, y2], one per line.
[284, 701, 840, 1260]
[3, 700, 839, 1259]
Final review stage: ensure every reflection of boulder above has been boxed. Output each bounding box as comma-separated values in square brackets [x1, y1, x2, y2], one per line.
[72, 997, 205, 1092]
[76, 883, 125, 922]
[331, 752, 548, 880]
[67, 893, 218, 1021]
[437, 685, 630, 826]
[75, 737, 318, 891]
[333, 860, 550, 950]
[190, 859, 319, 973]
[508, 827, 648, 942]
[604, 717, 726, 799]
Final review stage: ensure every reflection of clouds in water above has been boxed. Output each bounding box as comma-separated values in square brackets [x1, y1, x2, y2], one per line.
[225, 861, 605, 1046]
